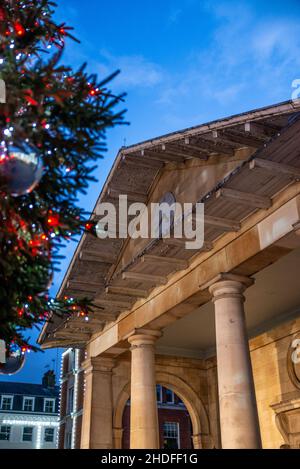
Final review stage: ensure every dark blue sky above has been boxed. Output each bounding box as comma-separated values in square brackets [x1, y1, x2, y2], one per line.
[2, 0, 300, 383]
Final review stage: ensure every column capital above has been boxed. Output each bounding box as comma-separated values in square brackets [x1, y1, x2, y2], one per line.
[127, 328, 162, 348]
[82, 356, 115, 375]
[202, 273, 254, 301]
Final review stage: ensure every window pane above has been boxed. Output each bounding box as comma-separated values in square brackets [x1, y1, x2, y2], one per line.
[1, 397, 12, 410]
[0, 426, 11, 441]
[22, 427, 33, 442]
[44, 428, 54, 442]
[23, 398, 34, 411]
[44, 399, 54, 413]
[68, 349, 76, 371]
[156, 385, 162, 403]
[163, 422, 179, 449]
[163, 422, 178, 438]
[165, 389, 174, 403]
[67, 387, 74, 413]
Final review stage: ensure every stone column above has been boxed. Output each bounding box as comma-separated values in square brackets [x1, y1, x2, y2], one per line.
[80, 356, 115, 449]
[208, 273, 261, 449]
[128, 329, 162, 449]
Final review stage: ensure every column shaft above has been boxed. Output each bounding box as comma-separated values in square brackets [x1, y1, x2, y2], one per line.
[80, 357, 114, 449]
[209, 275, 261, 449]
[128, 330, 161, 449]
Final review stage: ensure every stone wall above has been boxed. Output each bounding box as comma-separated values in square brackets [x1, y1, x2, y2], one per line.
[250, 317, 300, 449]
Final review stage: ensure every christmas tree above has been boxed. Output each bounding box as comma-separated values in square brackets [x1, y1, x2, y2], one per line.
[0, 0, 126, 357]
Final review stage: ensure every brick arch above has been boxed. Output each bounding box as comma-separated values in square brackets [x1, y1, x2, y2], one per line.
[113, 371, 212, 449]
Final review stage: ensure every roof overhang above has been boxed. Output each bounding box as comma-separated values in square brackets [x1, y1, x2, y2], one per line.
[38, 99, 300, 348]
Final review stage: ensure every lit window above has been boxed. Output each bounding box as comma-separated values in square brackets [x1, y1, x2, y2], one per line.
[1, 395, 13, 410]
[0, 426, 11, 441]
[44, 398, 55, 413]
[165, 388, 174, 404]
[156, 385, 162, 403]
[22, 426, 33, 442]
[44, 427, 55, 443]
[68, 349, 76, 372]
[67, 387, 74, 414]
[23, 397, 34, 412]
[163, 422, 179, 449]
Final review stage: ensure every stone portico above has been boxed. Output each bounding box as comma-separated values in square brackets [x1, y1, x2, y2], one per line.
[39, 100, 300, 449]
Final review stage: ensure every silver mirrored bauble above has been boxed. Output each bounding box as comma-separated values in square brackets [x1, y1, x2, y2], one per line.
[0, 143, 43, 196]
[0, 346, 26, 375]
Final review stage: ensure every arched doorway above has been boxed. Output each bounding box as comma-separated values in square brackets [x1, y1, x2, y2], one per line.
[113, 371, 211, 449]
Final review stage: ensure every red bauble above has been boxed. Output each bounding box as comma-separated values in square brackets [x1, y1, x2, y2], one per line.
[85, 222, 93, 231]
[47, 211, 60, 227]
[14, 22, 25, 37]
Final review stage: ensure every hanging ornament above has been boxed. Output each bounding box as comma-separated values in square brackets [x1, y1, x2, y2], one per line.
[0, 343, 26, 375]
[85, 220, 97, 237]
[46, 210, 60, 227]
[0, 142, 43, 196]
[84, 221, 93, 231]
[14, 22, 25, 37]
[28, 232, 50, 256]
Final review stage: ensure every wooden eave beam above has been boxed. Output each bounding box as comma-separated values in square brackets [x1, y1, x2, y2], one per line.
[193, 136, 235, 155]
[122, 271, 167, 285]
[180, 137, 212, 155]
[79, 250, 116, 264]
[108, 187, 148, 203]
[67, 322, 103, 333]
[142, 148, 184, 163]
[67, 280, 99, 293]
[249, 158, 300, 180]
[203, 214, 241, 232]
[209, 130, 247, 150]
[161, 143, 207, 160]
[177, 142, 209, 159]
[141, 254, 188, 270]
[244, 121, 281, 139]
[54, 330, 90, 340]
[90, 311, 119, 321]
[121, 154, 163, 170]
[70, 317, 106, 326]
[216, 187, 272, 209]
[162, 237, 213, 250]
[95, 298, 133, 309]
[220, 130, 263, 148]
[106, 286, 148, 298]
[66, 324, 95, 333]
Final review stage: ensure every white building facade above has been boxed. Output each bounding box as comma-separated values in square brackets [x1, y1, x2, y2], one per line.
[0, 371, 59, 449]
